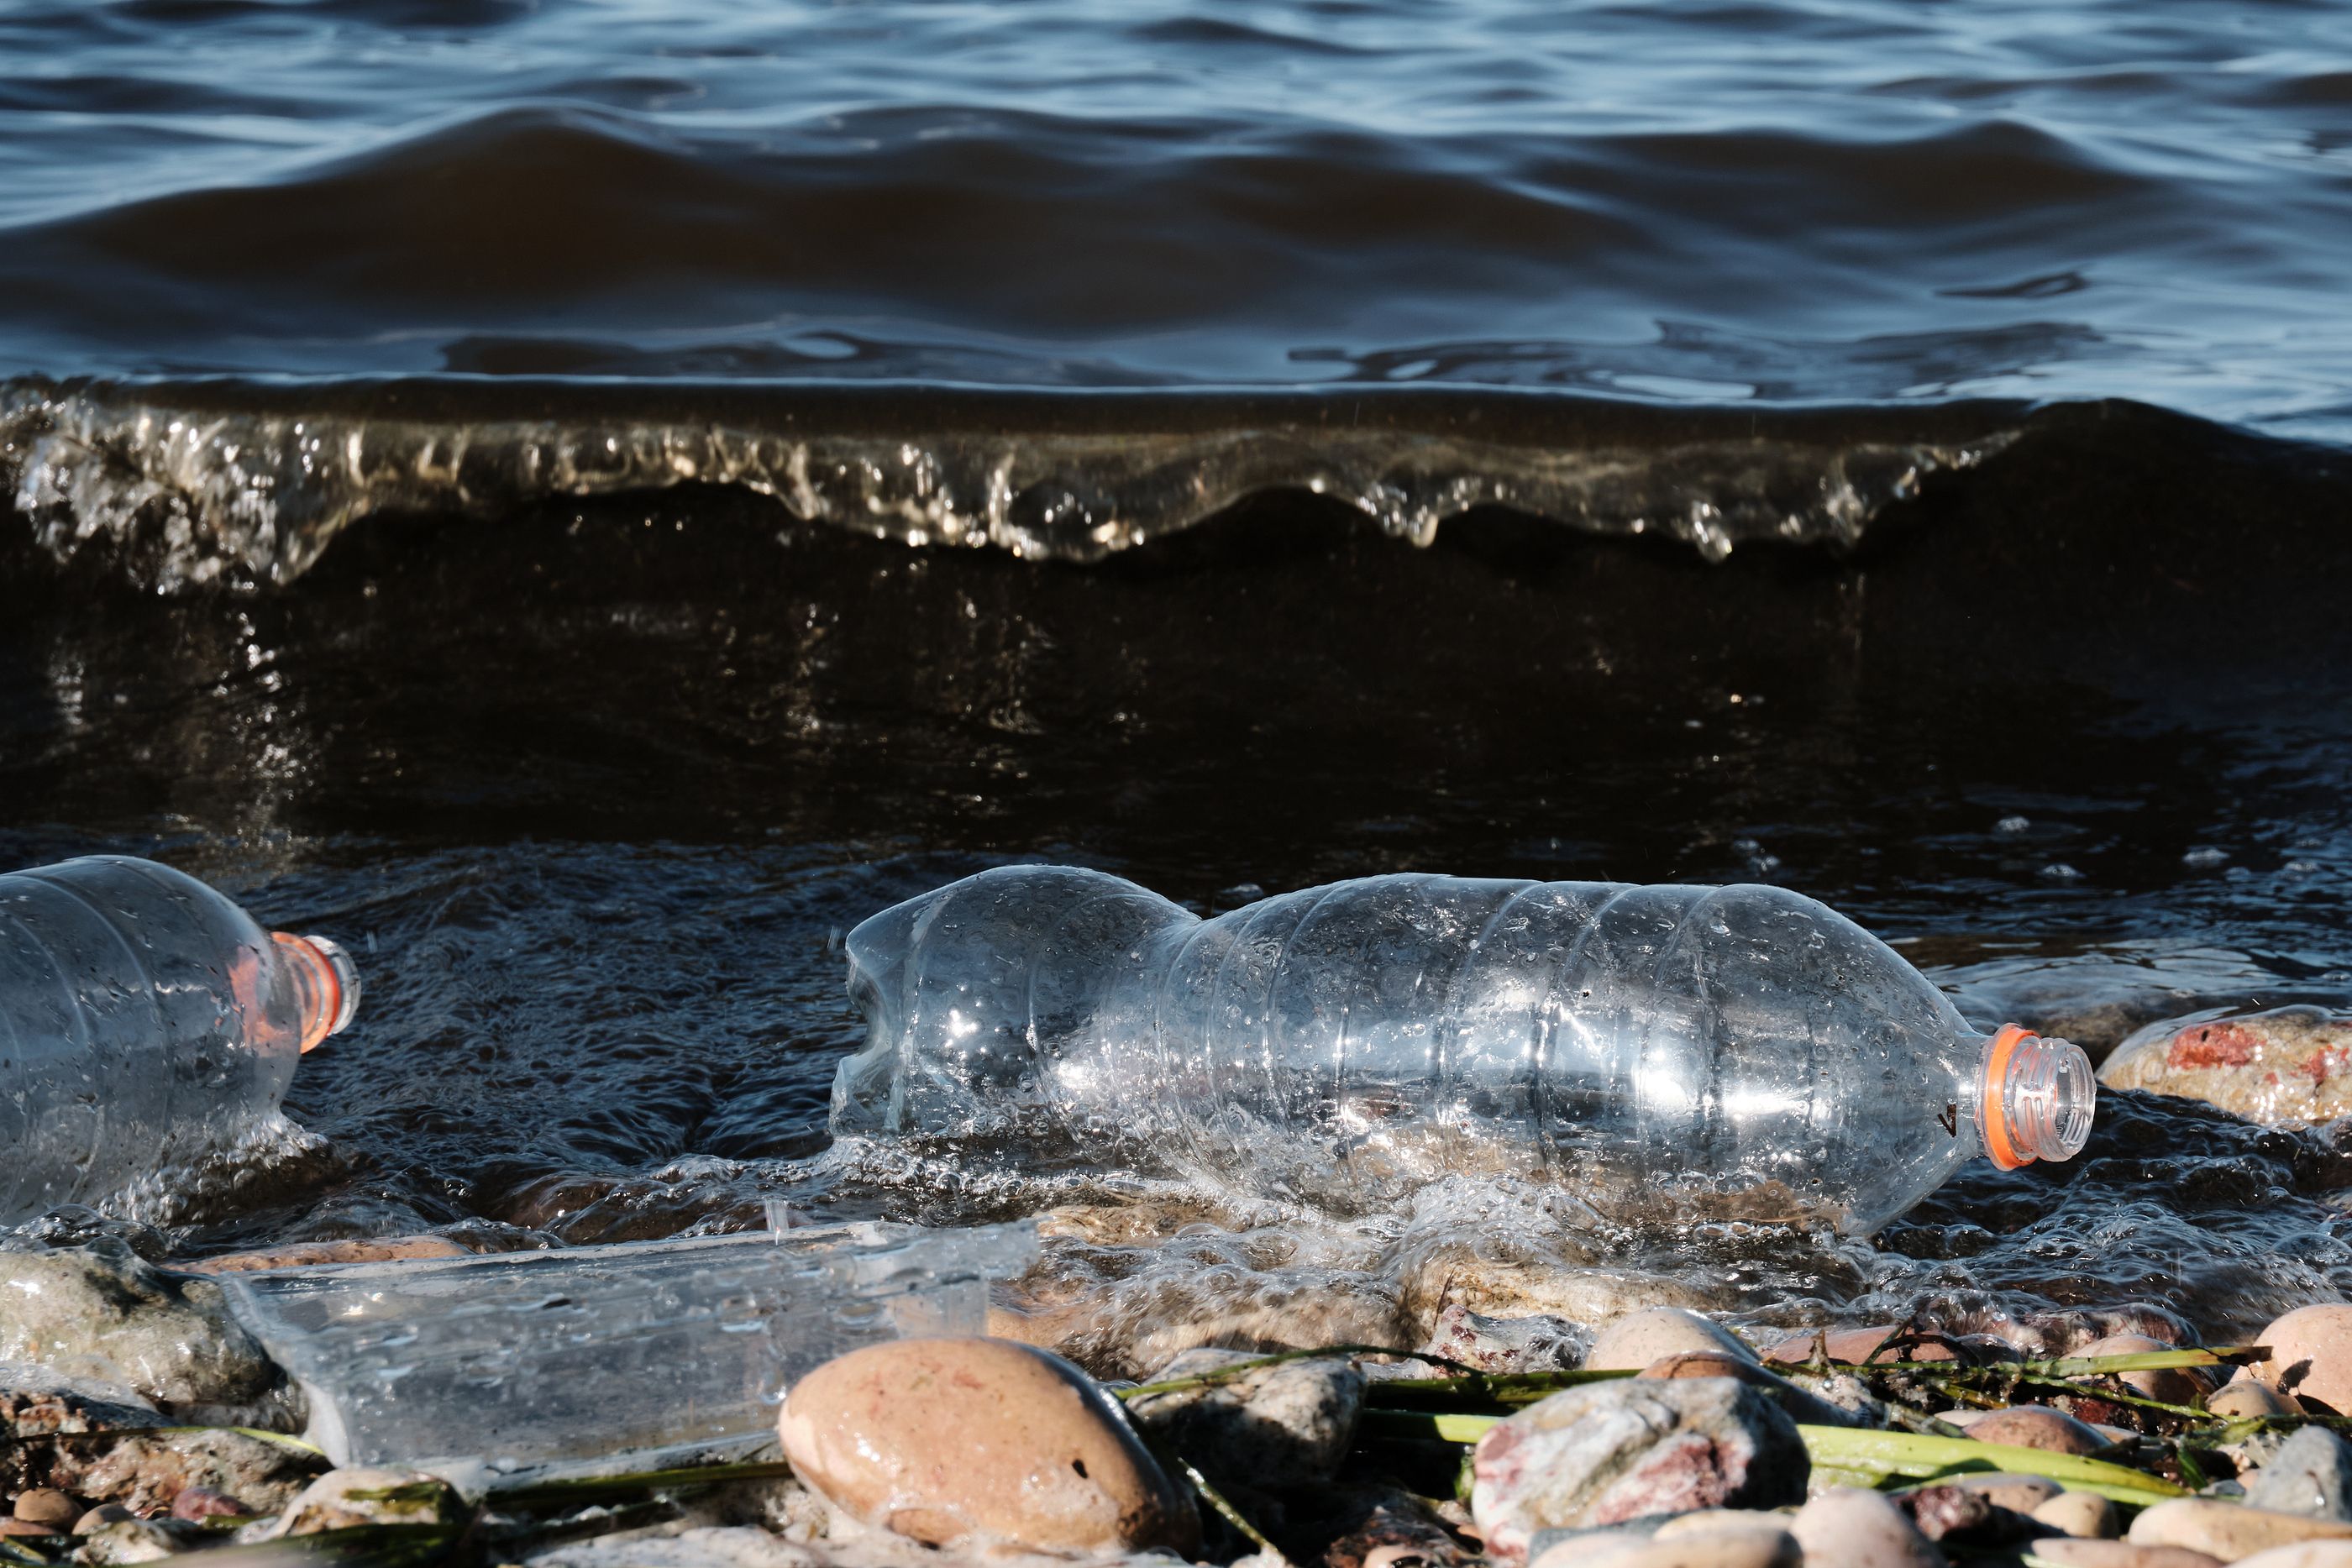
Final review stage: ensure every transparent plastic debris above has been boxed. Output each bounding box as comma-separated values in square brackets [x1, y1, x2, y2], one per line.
[0, 855, 361, 1224]
[833, 868, 2096, 1235]
[221, 1219, 1037, 1486]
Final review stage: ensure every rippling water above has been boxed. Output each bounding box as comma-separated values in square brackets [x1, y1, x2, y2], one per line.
[5, 0, 2352, 1371]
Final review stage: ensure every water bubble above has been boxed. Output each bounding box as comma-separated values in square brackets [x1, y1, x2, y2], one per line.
[2182, 847, 2229, 868]
[2039, 863, 2084, 882]
[1995, 815, 2031, 835]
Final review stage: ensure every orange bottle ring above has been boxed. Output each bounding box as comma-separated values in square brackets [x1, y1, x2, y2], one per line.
[1981, 1022, 2034, 1170]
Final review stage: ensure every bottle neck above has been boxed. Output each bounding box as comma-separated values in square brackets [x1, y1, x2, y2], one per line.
[1974, 1024, 2096, 1169]
[273, 931, 363, 1054]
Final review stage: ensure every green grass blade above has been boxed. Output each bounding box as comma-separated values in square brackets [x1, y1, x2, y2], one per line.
[1797, 1427, 2186, 1505]
[168, 1524, 462, 1568]
[485, 1458, 799, 1509]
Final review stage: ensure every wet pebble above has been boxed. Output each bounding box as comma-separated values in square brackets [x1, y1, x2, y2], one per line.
[2102, 1008, 2352, 1126]
[2213, 1375, 2302, 1419]
[1420, 1305, 1586, 1373]
[1469, 1377, 1806, 1562]
[2258, 1306, 2352, 1414]
[777, 1337, 1197, 1555]
[1585, 1309, 1756, 1371]
[1786, 1487, 1944, 1567]
[15, 1488, 81, 1529]
[2129, 1497, 2352, 1560]
[1126, 1347, 1363, 1488]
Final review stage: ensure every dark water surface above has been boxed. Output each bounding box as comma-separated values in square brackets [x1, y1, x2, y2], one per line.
[6, 0, 2352, 1361]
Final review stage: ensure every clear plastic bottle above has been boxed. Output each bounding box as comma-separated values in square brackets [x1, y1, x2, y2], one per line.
[0, 855, 360, 1223]
[832, 867, 2095, 1234]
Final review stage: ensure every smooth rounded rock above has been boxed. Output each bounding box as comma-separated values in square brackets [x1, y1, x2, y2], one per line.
[0, 1518, 59, 1539]
[2034, 1490, 2123, 1539]
[1471, 1378, 1806, 1562]
[73, 1506, 134, 1535]
[1652, 1512, 1800, 1542]
[777, 1337, 1196, 1555]
[2130, 1497, 2352, 1560]
[2234, 1544, 2352, 1567]
[2214, 1375, 2302, 1419]
[13, 1488, 79, 1529]
[2245, 1427, 2352, 1521]
[1586, 1309, 1757, 1372]
[2257, 1306, 2352, 1414]
[1964, 1404, 2113, 1455]
[1787, 1487, 1945, 1567]
[1568, 1528, 1798, 1568]
[183, 1237, 470, 1275]
[2034, 1541, 2224, 1567]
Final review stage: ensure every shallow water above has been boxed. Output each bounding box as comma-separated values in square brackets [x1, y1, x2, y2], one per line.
[6, 0, 2352, 1371]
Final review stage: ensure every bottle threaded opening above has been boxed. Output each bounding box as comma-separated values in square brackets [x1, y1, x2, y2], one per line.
[1977, 1025, 2097, 1169]
[274, 931, 363, 1054]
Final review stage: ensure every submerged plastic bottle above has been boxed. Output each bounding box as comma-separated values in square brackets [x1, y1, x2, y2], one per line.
[833, 867, 2096, 1235]
[0, 855, 360, 1223]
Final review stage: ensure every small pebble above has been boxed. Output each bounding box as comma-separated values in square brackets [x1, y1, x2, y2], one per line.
[2259, 1305, 2352, 1414]
[2130, 1497, 2352, 1560]
[0, 1518, 60, 1539]
[1568, 1528, 1798, 1568]
[74, 1507, 135, 1536]
[779, 1337, 1197, 1555]
[1963, 1404, 2113, 1455]
[2034, 1490, 2122, 1539]
[13, 1488, 80, 1529]
[1586, 1308, 1757, 1371]
[1787, 1487, 1944, 1567]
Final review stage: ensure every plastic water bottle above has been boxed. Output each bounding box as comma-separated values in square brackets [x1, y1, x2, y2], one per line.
[0, 855, 360, 1223]
[832, 867, 2095, 1235]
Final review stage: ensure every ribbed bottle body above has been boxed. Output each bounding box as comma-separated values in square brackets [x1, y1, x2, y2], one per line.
[836, 866, 1987, 1232]
[0, 856, 309, 1220]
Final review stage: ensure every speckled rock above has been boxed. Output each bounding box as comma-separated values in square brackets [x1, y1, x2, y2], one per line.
[2129, 1497, 2352, 1560]
[2256, 1305, 2352, 1414]
[2246, 1428, 2352, 1521]
[261, 1469, 467, 1538]
[1126, 1347, 1363, 1487]
[1787, 1488, 1944, 1568]
[777, 1338, 1196, 1555]
[167, 1487, 247, 1523]
[0, 1247, 280, 1417]
[1961, 1404, 2113, 1455]
[183, 1236, 471, 1274]
[1895, 1484, 2042, 1548]
[1469, 1377, 1806, 1562]
[2034, 1490, 2122, 1539]
[2034, 1541, 2225, 1567]
[2102, 1008, 2352, 1125]
[71, 1516, 207, 1564]
[1585, 1310, 1756, 1372]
